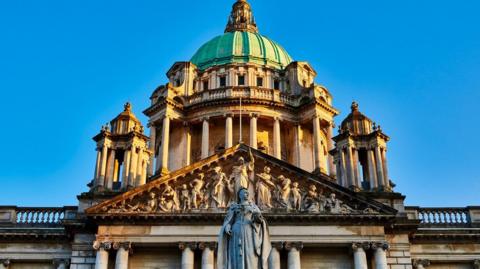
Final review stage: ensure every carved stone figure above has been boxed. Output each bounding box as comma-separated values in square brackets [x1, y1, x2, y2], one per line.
[179, 184, 191, 211]
[291, 182, 302, 211]
[255, 166, 275, 209]
[229, 149, 255, 201]
[325, 193, 351, 214]
[217, 188, 271, 269]
[144, 192, 158, 213]
[208, 166, 228, 208]
[159, 183, 179, 212]
[303, 184, 320, 213]
[277, 176, 292, 209]
[190, 173, 205, 209]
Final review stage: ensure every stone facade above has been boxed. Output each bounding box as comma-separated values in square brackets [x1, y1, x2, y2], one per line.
[1, 1, 479, 269]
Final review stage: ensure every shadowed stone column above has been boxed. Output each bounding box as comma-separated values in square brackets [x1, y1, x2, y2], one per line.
[413, 259, 430, 269]
[122, 149, 131, 188]
[352, 243, 369, 269]
[0, 260, 10, 269]
[367, 148, 378, 189]
[225, 114, 233, 148]
[53, 259, 70, 269]
[294, 124, 302, 167]
[381, 148, 391, 190]
[93, 241, 111, 269]
[158, 116, 171, 174]
[94, 149, 101, 182]
[269, 242, 283, 269]
[327, 122, 336, 176]
[199, 242, 216, 269]
[285, 242, 303, 269]
[98, 145, 108, 187]
[183, 122, 192, 166]
[179, 242, 196, 269]
[114, 242, 131, 269]
[372, 242, 389, 269]
[147, 123, 156, 176]
[374, 146, 385, 189]
[312, 116, 323, 172]
[201, 118, 210, 159]
[106, 148, 116, 189]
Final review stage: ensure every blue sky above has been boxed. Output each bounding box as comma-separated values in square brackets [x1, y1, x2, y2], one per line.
[0, 0, 478, 207]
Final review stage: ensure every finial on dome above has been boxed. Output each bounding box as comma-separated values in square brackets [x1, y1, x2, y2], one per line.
[351, 101, 359, 112]
[225, 0, 258, 33]
[124, 102, 132, 112]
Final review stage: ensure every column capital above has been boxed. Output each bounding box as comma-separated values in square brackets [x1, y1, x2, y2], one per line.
[198, 242, 217, 250]
[93, 241, 112, 251]
[474, 260, 480, 269]
[202, 117, 210, 122]
[271, 242, 284, 250]
[179, 242, 197, 250]
[370, 242, 389, 251]
[52, 259, 70, 267]
[113, 241, 132, 251]
[224, 113, 234, 118]
[1, 260, 10, 267]
[285, 241, 303, 251]
[273, 116, 281, 122]
[249, 112, 259, 118]
[413, 259, 430, 268]
[352, 242, 370, 251]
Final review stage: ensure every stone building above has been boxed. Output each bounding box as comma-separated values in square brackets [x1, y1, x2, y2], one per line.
[0, 0, 479, 269]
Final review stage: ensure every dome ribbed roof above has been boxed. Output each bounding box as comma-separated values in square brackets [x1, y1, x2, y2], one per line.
[191, 31, 293, 71]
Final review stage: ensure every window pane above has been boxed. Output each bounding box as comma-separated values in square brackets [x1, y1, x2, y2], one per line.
[238, 75, 245, 86]
[257, 77, 263, 87]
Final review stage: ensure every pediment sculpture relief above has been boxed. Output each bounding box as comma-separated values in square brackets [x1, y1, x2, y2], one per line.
[101, 149, 379, 215]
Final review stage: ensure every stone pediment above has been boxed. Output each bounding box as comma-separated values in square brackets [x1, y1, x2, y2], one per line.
[86, 144, 397, 220]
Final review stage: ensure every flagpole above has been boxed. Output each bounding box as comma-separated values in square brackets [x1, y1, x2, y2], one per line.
[239, 96, 243, 144]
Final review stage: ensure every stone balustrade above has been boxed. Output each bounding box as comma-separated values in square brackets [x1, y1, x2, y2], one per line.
[405, 206, 480, 228]
[0, 206, 77, 227]
[185, 86, 308, 107]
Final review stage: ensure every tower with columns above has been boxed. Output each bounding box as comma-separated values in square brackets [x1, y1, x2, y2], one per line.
[330, 102, 392, 192]
[91, 102, 151, 192]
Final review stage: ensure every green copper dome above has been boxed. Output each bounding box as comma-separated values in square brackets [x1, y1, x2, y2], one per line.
[191, 31, 293, 71]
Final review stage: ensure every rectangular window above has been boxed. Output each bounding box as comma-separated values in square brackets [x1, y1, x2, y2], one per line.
[257, 77, 264, 87]
[219, 76, 227, 87]
[274, 80, 280, 90]
[238, 75, 245, 86]
[203, 81, 209, 91]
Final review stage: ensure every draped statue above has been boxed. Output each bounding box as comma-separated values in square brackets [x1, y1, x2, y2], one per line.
[217, 188, 271, 269]
[229, 149, 255, 201]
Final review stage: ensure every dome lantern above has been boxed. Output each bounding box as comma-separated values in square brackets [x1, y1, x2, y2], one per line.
[225, 0, 258, 33]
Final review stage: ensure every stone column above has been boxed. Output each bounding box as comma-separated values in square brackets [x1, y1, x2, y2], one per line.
[147, 124, 156, 177]
[285, 242, 303, 269]
[158, 116, 170, 174]
[201, 118, 210, 159]
[94, 149, 101, 181]
[199, 242, 216, 269]
[179, 243, 196, 269]
[93, 241, 111, 269]
[294, 124, 302, 167]
[352, 148, 361, 188]
[312, 116, 323, 172]
[106, 149, 116, 189]
[114, 242, 131, 269]
[121, 149, 131, 188]
[53, 259, 69, 269]
[413, 259, 430, 269]
[183, 122, 192, 166]
[128, 147, 138, 187]
[372, 242, 389, 269]
[327, 123, 336, 176]
[381, 148, 391, 190]
[345, 146, 354, 188]
[352, 243, 369, 269]
[367, 148, 378, 190]
[98, 145, 108, 187]
[225, 114, 233, 149]
[250, 113, 258, 149]
[339, 149, 347, 187]
[0, 260, 10, 269]
[273, 117, 281, 159]
[269, 242, 283, 269]
[135, 149, 144, 186]
[374, 146, 385, 189]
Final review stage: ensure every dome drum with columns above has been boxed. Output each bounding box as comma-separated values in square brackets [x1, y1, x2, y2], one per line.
[1, 1, 479, 269]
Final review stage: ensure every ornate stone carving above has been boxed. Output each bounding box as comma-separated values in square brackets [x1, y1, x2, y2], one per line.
[291, 182, 302, 211]
[190, 173, 205, 209]
[413, 259, 430, 268]
[229, 149, 255, 201]
[303, 184, 323, 213]
[1, 260, 10, 267]
[179, 184, 191, 211]
[276, 175, 292, 209]
[352, 242, 370, 251]
[179, 242, 197, 251]
[256, 166, 275, 209]
[198, 242, 217, 250]
[93, 241, 112, 251]
[474, 260, 480, 269]
[285, 241, 304, 251]
[113, 242, 132, 251]
[52, 259, 70, 267]
[370, 242, 389, 251]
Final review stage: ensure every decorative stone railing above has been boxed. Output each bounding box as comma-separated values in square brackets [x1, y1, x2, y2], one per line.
[0, 206, 77, 227]
[405, 206, 480, 228]
[185, 86, 302, 107]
